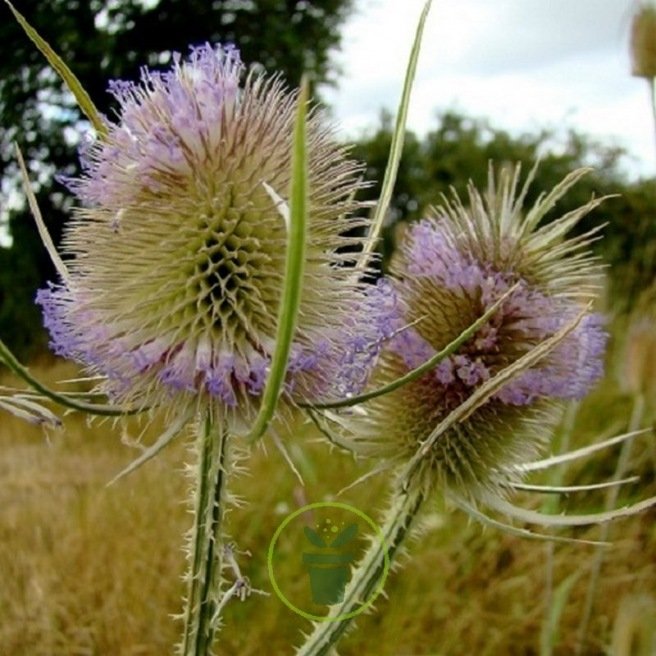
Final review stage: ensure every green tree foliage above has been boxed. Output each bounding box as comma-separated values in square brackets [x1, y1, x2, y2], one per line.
[353, 110, 656, 310]
[0, 0, 354, 356]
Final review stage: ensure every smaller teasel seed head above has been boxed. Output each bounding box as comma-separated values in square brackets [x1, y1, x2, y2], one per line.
[342, 164, 608, 501]
[37, 44, 381, 426]
[630, 1, 656, 79]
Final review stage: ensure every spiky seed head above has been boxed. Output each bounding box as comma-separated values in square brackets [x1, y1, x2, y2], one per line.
[630, 2, 656, 78]
[37, 44, 382, 425]
[345, 164, 608, 500]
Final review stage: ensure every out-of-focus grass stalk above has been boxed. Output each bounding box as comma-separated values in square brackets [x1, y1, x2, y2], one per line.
[575, 392, 646, 655]
[611, 594, 656, 655]
[539, 402, 578, 656]
[650, 77, 656, 159]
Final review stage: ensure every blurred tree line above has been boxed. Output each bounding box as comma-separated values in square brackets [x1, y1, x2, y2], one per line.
[1, 0, 655, 359]
[352, 110, 656, 313]
[0, 0, 354, 357]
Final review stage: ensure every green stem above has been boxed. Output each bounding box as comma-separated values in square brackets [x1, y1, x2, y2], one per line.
[181, 412, 230, 656]
[295, 483, 425, 656]
[575, 392, 645, 655]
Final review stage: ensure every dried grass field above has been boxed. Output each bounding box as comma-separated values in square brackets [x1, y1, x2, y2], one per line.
[1, 341, 655, 655]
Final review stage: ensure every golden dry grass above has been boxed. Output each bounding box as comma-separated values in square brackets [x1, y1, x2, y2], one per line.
[0, 354, 655, 655]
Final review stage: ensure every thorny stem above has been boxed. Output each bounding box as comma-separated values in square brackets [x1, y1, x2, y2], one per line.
[575, 393, 645, 655]
[295, 482, 425, 656]
[181, 412, 230, 656]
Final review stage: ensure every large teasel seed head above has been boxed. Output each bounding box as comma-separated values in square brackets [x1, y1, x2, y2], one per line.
[37, 44, 382, 425]
[343, 164, 608, 500]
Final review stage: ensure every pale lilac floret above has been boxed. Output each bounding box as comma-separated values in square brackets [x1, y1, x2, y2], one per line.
[36, 285, 130, 386]
[453, 355, 490, 386]
[35, 285, 77, 359]
[404, 220, 486, 293]
[384, 219, 607, 406]
[392, 326, 435, 370]
[65, 44, 242, 212]
[300, 280, 401, 400]
[497, 313, 608, 405]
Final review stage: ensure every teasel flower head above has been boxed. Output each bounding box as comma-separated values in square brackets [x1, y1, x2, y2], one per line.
[36, 44, 381, 426]
[340, 164, 608, 502]
[630, 1, 656, 79]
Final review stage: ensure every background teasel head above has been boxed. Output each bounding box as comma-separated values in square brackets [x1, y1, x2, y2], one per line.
[618, 284, 656, 401]
[338, 164, 608, 501]
[630, 1, 656, 79]
[35, 43, 381, 425]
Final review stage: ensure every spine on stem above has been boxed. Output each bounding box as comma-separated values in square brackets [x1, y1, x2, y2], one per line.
[296, 482, 425, 656]
[180, 411, 230, 656]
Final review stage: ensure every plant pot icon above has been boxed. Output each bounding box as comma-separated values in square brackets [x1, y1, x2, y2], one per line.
[303, 522, 358, 605]
[303, 552, 355, 604]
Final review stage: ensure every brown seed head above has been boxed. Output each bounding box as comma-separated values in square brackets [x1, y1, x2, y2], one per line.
[630, 2, 656, 78]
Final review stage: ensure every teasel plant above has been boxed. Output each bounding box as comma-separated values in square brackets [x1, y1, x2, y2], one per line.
[297, 161, 656, 655]
[0, 1, 401, 653]
[630, 0, 656, 157]
[0, 0, 443, 650]
[2, 2, 655, 655]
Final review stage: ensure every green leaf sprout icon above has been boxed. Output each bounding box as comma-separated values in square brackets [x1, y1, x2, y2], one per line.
[304, 522, 358, 549]
[330, 523, 358, 548]
[304, 526, 327, 548]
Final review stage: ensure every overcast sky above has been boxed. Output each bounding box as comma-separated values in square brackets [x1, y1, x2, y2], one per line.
[323, 0, 655, 179]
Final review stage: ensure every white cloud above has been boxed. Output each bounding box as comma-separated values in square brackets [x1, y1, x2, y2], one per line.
[323, 0, 654, 178]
